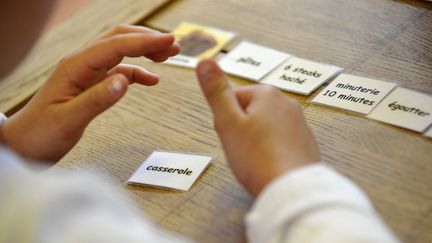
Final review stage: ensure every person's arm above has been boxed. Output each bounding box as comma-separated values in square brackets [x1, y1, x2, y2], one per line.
[246, 163, 400, 243]
[195, 59, 400, 242]
[0, 148, 191, 243]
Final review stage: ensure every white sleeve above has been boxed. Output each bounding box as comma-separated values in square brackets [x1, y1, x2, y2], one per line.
[0, 149, 192, 243]
[245, 163, 401, 243]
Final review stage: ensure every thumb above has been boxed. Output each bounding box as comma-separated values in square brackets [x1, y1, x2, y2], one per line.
[196, 59, 243, 123]
[65, 74, 128, 127]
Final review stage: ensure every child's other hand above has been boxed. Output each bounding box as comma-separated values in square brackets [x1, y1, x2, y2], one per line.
[196, 59, 320, 197]
[2, 25, 180, 162]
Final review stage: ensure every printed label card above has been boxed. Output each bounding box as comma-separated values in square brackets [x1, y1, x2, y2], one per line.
[368, 88, 432, 132]
[164, 22, 236, 68]
[424, 126, 432, 138]
[312, 74, 397, 114]
[261, 57, 343, 95]
[127, 151, 213, 191]
[218, 41, 291, 81]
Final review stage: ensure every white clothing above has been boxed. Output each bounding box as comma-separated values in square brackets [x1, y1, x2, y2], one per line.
[0, 147, 399, 242]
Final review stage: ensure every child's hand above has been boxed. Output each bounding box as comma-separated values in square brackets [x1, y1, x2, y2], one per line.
[2, 25, 180, 162]
[196, 59, 320, 197]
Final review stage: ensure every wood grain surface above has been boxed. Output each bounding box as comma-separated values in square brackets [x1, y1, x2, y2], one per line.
[27, 0, 432, 242]
[0, 0, 171, 114]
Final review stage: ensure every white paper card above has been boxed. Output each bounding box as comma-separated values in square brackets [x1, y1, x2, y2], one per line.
[424, 126, 432, 138]
[312, 74, 397, 114]
[218, 41, 291, 81]
[164, 55, 199, 68]
[261, 57, 343, 95]
[127, 151, 212, 191]
[368, 88, 432, 132]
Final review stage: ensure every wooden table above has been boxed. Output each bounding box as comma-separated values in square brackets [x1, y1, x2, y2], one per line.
[4, 0, 432, 242]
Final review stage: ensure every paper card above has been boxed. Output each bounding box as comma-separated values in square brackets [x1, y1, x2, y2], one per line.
[163, 22, 236, 68]
[312, 74, 397, 114]
[127, 151, 213, 191]
[261, 57, 343, 95]
[218, 41, 291, 81]
[367, 88, 432, 132]
[164, 55, 199, 68]
[424, 126, 432, 138]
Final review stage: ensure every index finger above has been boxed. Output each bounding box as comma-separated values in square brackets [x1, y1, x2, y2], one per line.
[95, 25, 180, 63]
[62, 32, 175, 87]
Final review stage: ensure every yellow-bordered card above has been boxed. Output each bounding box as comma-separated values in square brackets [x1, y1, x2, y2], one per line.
[164, 22, 236, 68]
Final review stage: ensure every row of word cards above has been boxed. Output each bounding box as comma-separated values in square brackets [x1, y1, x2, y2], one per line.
[218, 41, 343, 95]
[312, 75, 432, 134]
[162, 22, 432, 138]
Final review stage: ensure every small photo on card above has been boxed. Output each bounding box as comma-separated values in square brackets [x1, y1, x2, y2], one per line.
[261, 57, 343, 95]
[164, 22, 236, 68]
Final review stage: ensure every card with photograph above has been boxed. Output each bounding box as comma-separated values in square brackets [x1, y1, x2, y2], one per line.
[164, 22, 236, 68]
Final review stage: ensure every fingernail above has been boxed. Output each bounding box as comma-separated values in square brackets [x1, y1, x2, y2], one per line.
[110, 78, 124, 95]
[198, 62, 215, 81]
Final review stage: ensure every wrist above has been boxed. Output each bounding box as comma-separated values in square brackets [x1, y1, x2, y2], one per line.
[0, 113, 7, 144]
